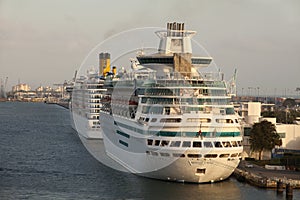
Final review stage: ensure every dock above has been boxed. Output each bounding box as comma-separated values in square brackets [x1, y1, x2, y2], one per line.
[55, 102, 69, 109]
[234, 161, 300, 189]
[45, 100, 69, 109]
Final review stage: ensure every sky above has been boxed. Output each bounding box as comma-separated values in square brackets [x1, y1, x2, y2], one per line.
[0, 0, 300, 96]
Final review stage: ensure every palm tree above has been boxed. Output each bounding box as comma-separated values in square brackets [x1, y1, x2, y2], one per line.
[249, 120, 280, 160]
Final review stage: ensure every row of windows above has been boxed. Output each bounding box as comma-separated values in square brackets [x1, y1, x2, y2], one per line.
[87, 85, 104, 89]
[88, 116, 99, 120]
[88, 90, 104, 94]
[144, 88, 173, 96]
[92, 121, 100, 125]
[141, 105, 235, 115]
[89, 105, 101, 108]
[139, 116, 237, 124]
[143, 88, 226, 97]
[89, 109, 100, 113]
[89, 95, 102, 98]
[141, 97, 229, 105]
[152, 80, 225, 88]
[191, 58, 212, 65]
[91, 126, 100, 129]
[160, 118, 182, 123]
[146, 151, 241, 158]
[147, 139, 242, 148]
[137, 57, 174, 64]
[139, 117, 182, 123]
[89, 100, 100, 103]
[113, 107, 137, 119]
[187, 118, 211, 123]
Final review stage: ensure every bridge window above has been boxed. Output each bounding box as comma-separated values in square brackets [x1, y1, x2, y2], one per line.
[231, 153, 238, 157]
[160, 152, 170, 157]
[182, 141, 191, 147]
[154, 140, 160, 146]
[170, 141, 181, 147]
[173, 153, 185, 157]
[222, 141, 232, 148]
[193, 141, 202, 148]
[160, 118, 182, 123]
[187, 154, 202, 158]
[237, 141, 242, 146]
[147, 139, 153, 145]
[161, 140, 169, 146]
[204, 142, 213, 148]
[204, 154, 218, 158]
[219, 154, 230, 158]
[214, 141, 223, 148]
[231, 141, 238, 147]
[151, 118, 157, 122]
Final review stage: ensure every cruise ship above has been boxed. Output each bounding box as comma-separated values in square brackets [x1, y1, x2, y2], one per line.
[99, 22, 243, 183]
[71, 53, 112, 139]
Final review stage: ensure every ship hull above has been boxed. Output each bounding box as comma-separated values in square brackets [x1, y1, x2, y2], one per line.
[101, 112, 242, 183]
[71, 111, 103, 139]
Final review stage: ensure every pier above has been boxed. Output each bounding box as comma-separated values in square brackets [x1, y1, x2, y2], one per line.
[55, 102, 69, 109]
[45, 100, 69, 109]
[234, 161, 300, 189]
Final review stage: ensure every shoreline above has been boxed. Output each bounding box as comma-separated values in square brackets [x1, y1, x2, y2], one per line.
[54, 102, 69, 109]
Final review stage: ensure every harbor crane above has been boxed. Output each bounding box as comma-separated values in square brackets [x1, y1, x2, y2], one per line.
[226, 69, 237, 97]
[0, 77, 8, 98]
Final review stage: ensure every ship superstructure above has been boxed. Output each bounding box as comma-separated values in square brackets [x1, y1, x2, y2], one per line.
[100, 22, 243, 183]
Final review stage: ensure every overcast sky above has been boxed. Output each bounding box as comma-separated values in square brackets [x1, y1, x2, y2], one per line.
[0, 0, 299, 96]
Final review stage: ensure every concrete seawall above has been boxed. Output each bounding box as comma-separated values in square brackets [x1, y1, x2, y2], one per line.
[55, 102, 69, 109]
[234, 161, 300, 189]
[234, 168, 300, 188]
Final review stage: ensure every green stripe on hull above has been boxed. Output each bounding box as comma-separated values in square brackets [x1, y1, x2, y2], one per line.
[114, 121, 240, 137]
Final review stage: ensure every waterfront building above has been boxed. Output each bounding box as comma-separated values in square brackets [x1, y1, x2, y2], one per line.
[240, 102, 300, 160]
[12, 83, 31, 92]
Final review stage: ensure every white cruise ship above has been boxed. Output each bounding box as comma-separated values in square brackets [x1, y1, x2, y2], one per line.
[100, 22, 243, 183]
[69, 53, 115, 139]
[70, 52, 113, 139]
[71, 69, 105, 139]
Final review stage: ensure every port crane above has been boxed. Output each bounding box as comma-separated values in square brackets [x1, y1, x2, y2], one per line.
[0, 77, 8, 98]
[226, 69, 237, 97]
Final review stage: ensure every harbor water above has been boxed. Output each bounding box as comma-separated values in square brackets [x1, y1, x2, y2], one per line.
[0, 102, 299, 200]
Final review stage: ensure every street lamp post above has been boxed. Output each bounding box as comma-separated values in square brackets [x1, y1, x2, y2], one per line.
[257, 87, 260, 102]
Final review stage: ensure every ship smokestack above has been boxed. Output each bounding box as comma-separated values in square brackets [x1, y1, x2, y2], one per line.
[166, 22, 185, 37]
[173, 22, 176, 36]
[112, 66, 117, 75]
[167, 22, 171, 36]
[99, 52, 110, 76]
[178, 23, 181, 30]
